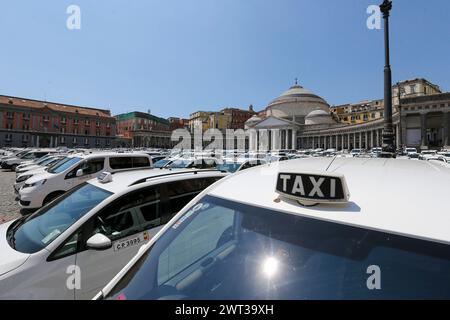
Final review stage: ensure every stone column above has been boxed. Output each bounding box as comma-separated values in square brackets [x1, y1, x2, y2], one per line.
[375, 129, 380, 148]
[285, 129, 290, 150]
[272, 129, 280, 151]
[292, 129, 297, 150]
[353, 133, 356, 149]
[347, 134, 350, 151]
[359, 132, 362, 149]
[365, 131, 368, 150]
[420, 113, 427, 149]
[443, 112, 449, 147]
[396, 124, 400, 149]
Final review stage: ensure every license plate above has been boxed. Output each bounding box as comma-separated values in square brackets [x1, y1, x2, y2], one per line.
[113, 231, 149, 252]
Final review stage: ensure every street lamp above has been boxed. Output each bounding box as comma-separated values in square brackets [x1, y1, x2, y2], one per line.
[380, 0, 396, 158]
[396, 82, 406, 149]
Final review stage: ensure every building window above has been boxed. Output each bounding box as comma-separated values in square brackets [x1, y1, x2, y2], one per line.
[43, 115, 50, 122]
[23, 113, 30, 120]
[96, 130, 101, 136]
[85, 130, 89, 135]
[380, 112, 384, 117]
[96, 121, 100, 127]
[410, 85, 415, 94]
[6, 123, 13, 130]
[371, 113, 376, 118]
[6, 112, 14, 119]
[60, 127, 66, 134]
[23, 124, 30, 131]
[85, 119, 90, 126]
[61, 116, 67, 124]
[106, 123, 111, 128]
[74, 119, 79, 125]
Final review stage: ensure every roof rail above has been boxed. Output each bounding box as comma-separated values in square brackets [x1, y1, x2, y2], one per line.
[128, 169, 225, 187]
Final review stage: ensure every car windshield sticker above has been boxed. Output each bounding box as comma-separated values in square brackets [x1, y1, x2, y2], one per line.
[41, 229, 61, 244]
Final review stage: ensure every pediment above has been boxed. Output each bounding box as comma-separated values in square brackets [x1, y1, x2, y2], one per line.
[254, 116, 298, 128]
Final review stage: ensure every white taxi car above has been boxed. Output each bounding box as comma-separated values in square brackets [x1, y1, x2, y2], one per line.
[0, 168, 227, 299]
[97, 157, 450, 300]
[18, 152, 152, 210]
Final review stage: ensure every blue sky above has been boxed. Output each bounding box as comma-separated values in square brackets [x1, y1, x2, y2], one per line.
[0, 0, 449, 118]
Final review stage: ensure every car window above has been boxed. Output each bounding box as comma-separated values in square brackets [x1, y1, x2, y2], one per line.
[165, 177, 221, 215]
[109, 157, 133, 169]
[10, 183, 112, 254]
[50, 232, 80, 260]
[132, 157, 151, 168]
[82, 158, 105, 175]
[93, 209, 137, 242]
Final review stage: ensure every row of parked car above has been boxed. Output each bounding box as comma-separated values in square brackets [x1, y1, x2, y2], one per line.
[0, 147, 270, 299]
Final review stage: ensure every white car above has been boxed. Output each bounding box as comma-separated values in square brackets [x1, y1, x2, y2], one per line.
[15, 155, 64, 175]
[0, 168, 227, 299]
[14, 156, 68, 194]
[96, 157, 450, 300]
[419, 150, 438, 160]
[216, 158, 266, 173]
[1, 150, 55, 171]
[18, 152, 153, 210]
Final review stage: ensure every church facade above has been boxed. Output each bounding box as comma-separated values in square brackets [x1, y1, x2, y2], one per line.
[245, 79, 450, 151]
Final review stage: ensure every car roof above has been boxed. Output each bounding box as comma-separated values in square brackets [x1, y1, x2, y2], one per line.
[207, 157, 450, 245]
[87, 168, 227, 193]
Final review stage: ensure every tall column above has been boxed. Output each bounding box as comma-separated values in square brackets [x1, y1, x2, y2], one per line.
[353, 133, 356, 149]
[359, 132, 362, 149]
[292, 129, 297, 150]
[443, 112, 449, 147]
[375, 129, 380, 147]
[285, 129, 290, 150]
[365, 131, 368, 150]
[395, 124, 400, 149]
[420, 113, 427, 149]
[272, 129, 280, 151]
[369, 131, 373, 149]
[347, 134, 350, 151]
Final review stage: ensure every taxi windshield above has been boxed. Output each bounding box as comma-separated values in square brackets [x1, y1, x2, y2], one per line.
[8, 183, 112, 253]
[107, 195, 450, 300]
[47, 157, 81, 174]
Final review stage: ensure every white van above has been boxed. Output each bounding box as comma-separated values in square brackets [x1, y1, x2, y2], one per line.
[18, 152, 153, 210]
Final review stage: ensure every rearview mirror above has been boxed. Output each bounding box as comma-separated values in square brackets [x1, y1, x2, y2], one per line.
[76, 169, 83, 177]
[86, 233, 112, 250]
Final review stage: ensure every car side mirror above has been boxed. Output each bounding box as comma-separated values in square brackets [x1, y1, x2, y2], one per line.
[86, 233, 112, 250]
[76, 169, 83, 177]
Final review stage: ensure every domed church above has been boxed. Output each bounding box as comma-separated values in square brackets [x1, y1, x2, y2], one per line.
[245, 80, 339, 150]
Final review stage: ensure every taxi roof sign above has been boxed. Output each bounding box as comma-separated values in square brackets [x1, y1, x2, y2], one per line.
[98, 172, 113, 184]
[275, 171, 350, 205]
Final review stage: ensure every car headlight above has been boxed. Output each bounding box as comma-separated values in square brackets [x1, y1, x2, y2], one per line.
[24, 179, 47, 188]
[17, 175, 32, 183]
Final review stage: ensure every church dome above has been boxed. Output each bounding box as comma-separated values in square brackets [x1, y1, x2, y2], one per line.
[305, 109, 335, 125]
[266, 80, 330, 124]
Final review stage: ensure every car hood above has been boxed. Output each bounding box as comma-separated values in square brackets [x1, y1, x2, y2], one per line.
[26, 172, 54, 184]
[0, 221, 30, 276]
[19, 165, 42, 172]
[18, 168, 47, 178]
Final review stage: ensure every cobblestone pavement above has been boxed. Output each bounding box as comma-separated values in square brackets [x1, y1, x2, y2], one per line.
[0, 169, 21, 224]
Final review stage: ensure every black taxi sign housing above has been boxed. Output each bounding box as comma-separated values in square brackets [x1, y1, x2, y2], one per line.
[275, 172, 350, 205]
